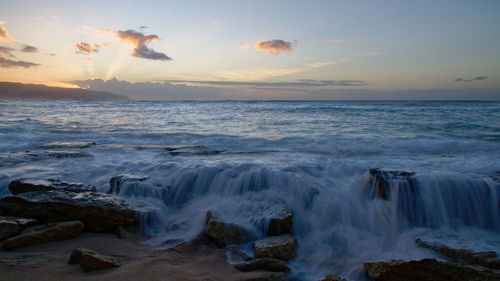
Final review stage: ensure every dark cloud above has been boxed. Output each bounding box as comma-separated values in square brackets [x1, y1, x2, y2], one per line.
[75, 42, 100, 54]
[0, 26, 15, 42]
[0, 57, 40, 68]
[169, 79, 366, 88]
[21, 45, 38, 53]
[455, 76, 488, 82]
[254, 39, 294, 54]
[114, 29, 171, 61]
[0, 46, 15, 58]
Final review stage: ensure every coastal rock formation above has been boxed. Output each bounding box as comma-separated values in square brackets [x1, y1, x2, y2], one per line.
[416, 238, 500, 269]
[108, 174, 149, 194]
[319, 274, 348, 281]
[368, 168, 416, 199]
[0, 216, 37, 241]
[266, 206, 293, 236]
[0, 190, 136, 232]
[364, 258, 500, 281]
[205, 210, 255, 248]
[235, 257, 290, 272]
[39, 142, 96, 149]
[2, 221, 83, 250]
[68, 248, 120, 272]
[8, 178, 96, 195]
[254, 234, 297, 260]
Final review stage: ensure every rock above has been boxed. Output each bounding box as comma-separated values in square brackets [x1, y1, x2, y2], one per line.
[167, 146, 223, 156]
[238, 272, 291, 281]
[226, 247, 252, 264]
[0, 190, 136, 232]
[39, 142, 96, 149]
[368, 168, 416, 200]
[416, 238, 500, 269]
[0, 216, 37, 241]
[319, 274, 347, 281]
[205, 210, 255, 248]
[68, 248, 120, 272]
[490, 172, 500, 183]
[44, 150, 91, 159]
[2, 221, 83, 250]
[254, 234, 297, 260]
[108, 174, 149, 194]
[364, 258, 500, 281]
[235, 257, 290, 272]
[266, 206, 293, 236]
[8, 178, 96, 195]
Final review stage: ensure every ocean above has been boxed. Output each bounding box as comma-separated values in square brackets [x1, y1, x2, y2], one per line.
[0, 100, 499, 280]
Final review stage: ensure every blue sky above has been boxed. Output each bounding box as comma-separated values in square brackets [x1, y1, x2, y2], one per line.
[0, 0, 499, 99]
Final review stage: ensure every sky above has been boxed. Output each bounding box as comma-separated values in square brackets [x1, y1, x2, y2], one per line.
[0, 0, 499, 100]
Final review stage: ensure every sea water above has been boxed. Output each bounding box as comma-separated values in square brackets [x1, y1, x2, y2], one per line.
[0, 100, 499, 280]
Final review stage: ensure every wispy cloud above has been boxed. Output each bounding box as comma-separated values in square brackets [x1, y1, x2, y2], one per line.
[21, 45, 38, 53]
[324, 38, 343, 43]
[0, 46, 15, 58]
[113, 29, 171, 61]
[0, 57, 40, 68]
[75, 42, 100, 54]
[254, 39, 294, 54]
[0, 26, 15, 42]
[169, 79, 366, 88]
[238, 43, 251, 49]
[455, 76, 488, 82]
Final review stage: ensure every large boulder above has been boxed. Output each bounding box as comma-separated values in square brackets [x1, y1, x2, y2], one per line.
[8, 178, 96, 195]
[2, 221, 83, 250]
[205, 210, 255, 248]
[0, 190, 136, 232]
[364, 259, 500, 281]
[254, 234, 297, 260]
[266, 206, 293, 236]
[368, 168, 415, 199]
[416, 238, 500, 269]
[235, 257, 290, 272]
[68, 248, 120, 272]
[40, 142, 96, 149]
[0, 216, 37, 241]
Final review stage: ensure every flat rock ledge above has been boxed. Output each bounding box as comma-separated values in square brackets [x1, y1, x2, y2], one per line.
[254, 234, 297, 260]
[8, 178, 96, 195]
[0, 216, 37, 241]
[68, 248, 120, 272]
[0, 190, 136, 232]
[2, 221, 83, 250]
[364, 258, 500, 281]
[235, 257, 290, 272]
[39, 142, 96, 149]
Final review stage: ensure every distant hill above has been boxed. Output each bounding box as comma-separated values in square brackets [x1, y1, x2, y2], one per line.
[0, 82, 129, 100]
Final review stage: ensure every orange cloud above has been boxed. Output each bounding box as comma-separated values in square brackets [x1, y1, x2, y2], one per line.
[113, 29, 171, 61]
[75, 42, 100, 54]
[0, 57, 39, 68]
[254, 39, 293, 54]
[0, 26, 15, 42]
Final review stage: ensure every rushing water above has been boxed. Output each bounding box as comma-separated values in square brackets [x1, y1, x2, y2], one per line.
[0, 100, 499, 280]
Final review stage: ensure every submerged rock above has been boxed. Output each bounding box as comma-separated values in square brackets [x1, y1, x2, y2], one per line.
[416, 238, 500, 269]
[266, 206, 293, 236]
[68, 248, 120, 272]
[364, 258, 500, 281]
[44, 150, 91, 159]
[3, 221, 83, 250]
[167, 146, 223, 156]
[205, 210, 255, 248]
[235, 257, 290, 272]
[254, 234, 297, 260]
[108, 174, 149, 194]
[226, 247, 252, 264]
[0, 216, 37, 241]
[368, 168, 416, 200]
[0, 190, 136, 232]
[39, 142, 96, 149]
[319, 274, 348, 281]
[8, 178, 96, 195]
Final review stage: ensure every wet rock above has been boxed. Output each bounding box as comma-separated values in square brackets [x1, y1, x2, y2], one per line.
[167, 146, 223, 156]
[3, 221, 83, 250]
[226, 247, 252, 264]
[0, 216, 37, 241]
[490, 172, 500, 183]
[319, 274, 347, 281]
[68, 248, 120, 272]
[416, 238, 500, 269]
[266, 206, 293, 236]
[108, 174, 149, 194]
[254, 234, 297, 260]
[205, 210, 255, 248]
[238, 272, 291, 281]
[364, 258, 500, 281]
[235, 257, 290, 272]
[39, 142, 96, 149]
[8, 178, 96, 195]
[0, 190, 136, 232]
[45, 150, 91, 159]
[368, 168, 416, 200]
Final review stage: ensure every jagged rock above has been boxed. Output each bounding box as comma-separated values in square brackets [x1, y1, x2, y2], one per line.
[2, 221, 83, 250]
[39, 142, 96, 149]
[416, 238, 500, 269]
[0, 216, 37, 241]
[8, 178, 96, 195]
[235, 257, 290, 272]
[319, 274, 347, 281]
[364, 258, 500, 281]
[254, 234, 297, 260]
[238, 272, 291, 281]
[0, 190, 136, 232]
[205, 210, 255, 248]
[266, 206, 293, 236]
[108, 174, 149, 194]
[68, 248, 120, 272]
[368, 168, 416, 199]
